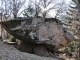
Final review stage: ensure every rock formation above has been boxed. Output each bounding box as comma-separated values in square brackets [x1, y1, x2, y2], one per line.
[0, 17, 75, 56]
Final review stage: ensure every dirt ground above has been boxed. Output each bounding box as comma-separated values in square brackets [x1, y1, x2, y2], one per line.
[0, 39, 63, 60]
[0, 38, 77, 60]
[57, 54, 76, 60]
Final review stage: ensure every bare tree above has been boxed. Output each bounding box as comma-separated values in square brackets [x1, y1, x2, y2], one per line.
[24, 0, 66, 20]
[30, 0, 55, 18]
[23, 2, 35, 17]
[0, 0, 26, 18]
[0, 0, 26, 40]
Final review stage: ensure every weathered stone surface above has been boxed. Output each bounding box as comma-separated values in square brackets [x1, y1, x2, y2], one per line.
[1, 17, 75, 51]
[65, 32, 75, 42]
[18, 42, 34, 53]
[32, 17, 44, 25]
[36, 22, 63, 43]
[33, 45, 50, 57]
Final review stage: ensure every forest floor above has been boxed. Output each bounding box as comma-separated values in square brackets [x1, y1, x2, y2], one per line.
[0, 38, 62, 60]
[0, 38, 76, 60]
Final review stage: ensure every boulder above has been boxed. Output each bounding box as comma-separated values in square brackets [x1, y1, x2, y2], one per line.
[0, 17, 75, 51]
[33, 45, 50, 57]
